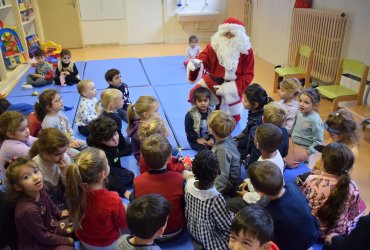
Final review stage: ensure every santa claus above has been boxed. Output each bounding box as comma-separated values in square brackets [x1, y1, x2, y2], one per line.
[187, 17, 254, 122]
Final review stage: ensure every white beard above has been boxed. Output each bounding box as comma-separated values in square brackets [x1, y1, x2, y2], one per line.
[211, 28, 251, 80]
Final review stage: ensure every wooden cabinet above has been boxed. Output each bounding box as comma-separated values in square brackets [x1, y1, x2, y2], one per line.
[227, 0, 252, 37]
[0, 0, 39, 97]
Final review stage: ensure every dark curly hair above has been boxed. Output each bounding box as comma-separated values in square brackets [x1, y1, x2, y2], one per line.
[244, 83, 272, 111]
[192, 150, 220, 184]
[88, 116, 118, 143]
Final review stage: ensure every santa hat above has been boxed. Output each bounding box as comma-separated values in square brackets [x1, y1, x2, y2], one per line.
[218, 17, 246, 33]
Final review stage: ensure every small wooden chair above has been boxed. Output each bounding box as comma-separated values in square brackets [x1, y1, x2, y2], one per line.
[317, 59, 369, 111]
[273, 45, 314, 93]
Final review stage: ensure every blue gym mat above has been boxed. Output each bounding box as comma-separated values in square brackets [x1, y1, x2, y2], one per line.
[140, 56, 188, 86]
[154, 84, 248, 150]
[7, 61, 86, 97]
[83, 58, 149, 89]
[283, 162, 311, 184]
[7, 91, 81, 124]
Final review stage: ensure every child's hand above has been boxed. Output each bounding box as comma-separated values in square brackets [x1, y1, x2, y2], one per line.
[237, 189, 247, 197]
[33, 73, 42, 78]
[63, 71, 70, 75]
[238, 182, 248, 191]
[69, 139, 81, 148]
[68, 237, 74, 245]
[206, 137, 215, 147]
[196, 138, 207, 145]
[61, 209, 69, 218]
[184, 163, 191, 170]
[325, 233, 339, 244]
[57, 159, 67, 172]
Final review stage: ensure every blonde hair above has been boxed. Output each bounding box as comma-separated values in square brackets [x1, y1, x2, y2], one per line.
[138, 117, 167, 142]
[66, 148, 107, 229]
[280, 78, 301, 97]
[77, 80, 93, 96]
[263, 102, 287, 127]
[0, 111, 26, 143]
[100, 88, 122, 112]
[127, 96, 158, 132]
[208, 110, 235, 138]
[141, 134, 171, 170]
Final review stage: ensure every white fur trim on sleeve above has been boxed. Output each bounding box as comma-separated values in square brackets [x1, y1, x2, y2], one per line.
[228, 102, 243, 117]
[215, 81, 239, 104]
[187, 61, 204, 84]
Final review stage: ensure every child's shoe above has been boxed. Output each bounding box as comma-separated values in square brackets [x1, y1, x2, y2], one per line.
[22, 84, 33, 89]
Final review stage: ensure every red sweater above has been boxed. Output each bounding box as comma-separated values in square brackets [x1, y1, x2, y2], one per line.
[133, 169, 185, 234]
[139, 155, 185, 174]
[76, 188, 126, 246]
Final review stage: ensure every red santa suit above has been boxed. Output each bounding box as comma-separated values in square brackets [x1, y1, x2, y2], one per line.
[188, 18, 254, 122]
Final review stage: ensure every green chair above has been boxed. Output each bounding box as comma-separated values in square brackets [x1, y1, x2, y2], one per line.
[317, 59, 369, 111]
[273, 45, 314, 93]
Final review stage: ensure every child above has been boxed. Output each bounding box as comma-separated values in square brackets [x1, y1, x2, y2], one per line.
[278, 78, 301, 134]
[185, 87, 214, 151]
[235, 83, 271, 160]
[100, 88, 132, 157]
[29, 128, 71, 208]
[132, 134, 184, 240]
[23, 49, 54, 89]
[127, 95, 160, 162]
[185, 150, 232, 250]
[105, 68, 132, 122]
[248, 161, 319, 250]
[228, 123, 284, 209]
[138, 117, 190, 174]
[208, 110, 241, 195]
[6, 158, 74, 249]
[66, 147, 127, 249]
[245, 102, 289, 167]
[229, 205, 279, 250]
[0, 111, 37, 177]
[75, 80, 98, 136]
[54, 49, 80, 86]
[116, 194, 170, 250]
[284, 88, 324, 168]
[301, 143, 363, 238]
[184, 34, 200, 67]
[35, 89, 87, 156]
[87, 116, 134, 199]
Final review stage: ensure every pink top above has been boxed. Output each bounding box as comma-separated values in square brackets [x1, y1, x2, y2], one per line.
[301, 172, 362, 237]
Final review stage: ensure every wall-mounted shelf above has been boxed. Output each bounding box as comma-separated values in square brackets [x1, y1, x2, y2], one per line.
[22, 15, 35, 25]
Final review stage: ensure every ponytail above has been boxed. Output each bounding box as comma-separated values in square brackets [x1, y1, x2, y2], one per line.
[126, 104, 138, 132]
[126, 96, 158, 132]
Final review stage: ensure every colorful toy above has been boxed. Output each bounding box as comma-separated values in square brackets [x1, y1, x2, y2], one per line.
[181, 154, 193, 168]
[0, 28, 26, 69]
[40, 41, 62, 68]
[26, 34, 40, 58]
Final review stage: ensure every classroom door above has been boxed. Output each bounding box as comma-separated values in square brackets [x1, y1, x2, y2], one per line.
[36, 0, 82, 48]
[126, 0, 164, 44]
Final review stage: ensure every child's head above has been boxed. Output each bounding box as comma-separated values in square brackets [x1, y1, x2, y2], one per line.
[127, 194, 170, 240]
[141, 134, 171, 170]
[192, 150, 220, 185]
[243, 83, 270, 111]
[77, 80, 97, 99]
[248, 161, 283, 196]
[127, 96, 159, 130]
[189, 34, 199, 48]
[105, 69, 122, 88]
[60, 49, 71, 64]
[263, 102, 287, 127]
[29, 128, 69, 162]
[34, 89, 62, 121]
[325, 109, 360, 146]
[279, 78, 301, 101]
[34, 49, 46, 64]
[229, 205, 274, 250]
[100, 88, 123, 112]
[208, 110, 235, 139]
[255, 123, 282, 153]
[66, 148, 109, 229]
[192, 87, 211, 113]
[88, 116, 119, 147]
[0, 111, 28, 144]
[298, 88, 320, 113]
[6, 158, 43, 202]
[0, 98, 11, 115]
[137, 117, 168, 142]
[316, 142, 354, 230]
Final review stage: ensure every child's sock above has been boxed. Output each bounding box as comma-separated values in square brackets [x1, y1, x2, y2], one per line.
[60, 75, 66, 86]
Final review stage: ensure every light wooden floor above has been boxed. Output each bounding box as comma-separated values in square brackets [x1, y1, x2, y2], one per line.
[70, 43, 370, 210]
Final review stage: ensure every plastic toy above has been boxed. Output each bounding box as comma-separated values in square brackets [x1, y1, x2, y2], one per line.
[31, 91, 38, 96]
[26, 34, 40, 58]
[0, 28, 26, 69]
[181, 154, 193, 168]
[40, 41, 62, 68]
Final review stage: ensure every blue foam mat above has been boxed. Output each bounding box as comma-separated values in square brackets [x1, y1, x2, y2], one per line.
[154, 84, 248, 150]
[7, 61, 86, 97]
[83, 58, 149, 89]
[7, 92, 81, 123]
[283, 162, 311, 184]
[140, 56, 188, 86]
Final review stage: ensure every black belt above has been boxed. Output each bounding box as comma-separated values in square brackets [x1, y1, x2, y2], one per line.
[210, 75, 231, 85]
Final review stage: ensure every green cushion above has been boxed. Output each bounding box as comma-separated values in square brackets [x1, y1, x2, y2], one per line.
[275, 66, 305, 76]
[317, 85, 357, 99]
